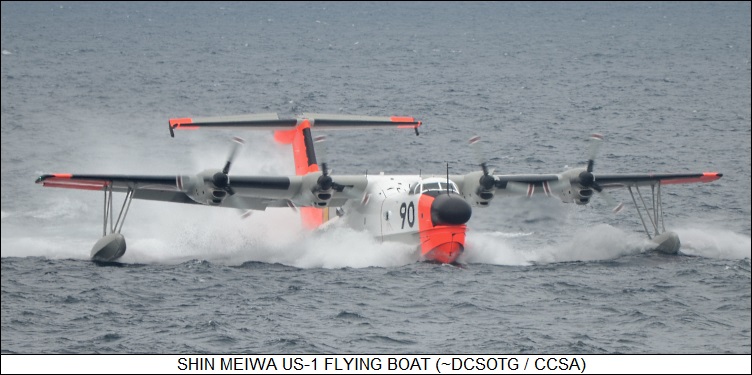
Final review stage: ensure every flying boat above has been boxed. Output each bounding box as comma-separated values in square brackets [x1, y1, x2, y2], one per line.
[35, 113, 723, 263]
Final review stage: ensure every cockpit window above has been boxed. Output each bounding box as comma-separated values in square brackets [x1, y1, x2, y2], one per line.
[423, 182, 441, 192]
[418, 180, 459, 194]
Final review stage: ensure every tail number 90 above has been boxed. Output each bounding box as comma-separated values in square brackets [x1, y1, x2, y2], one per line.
[400, 202, 415, 229]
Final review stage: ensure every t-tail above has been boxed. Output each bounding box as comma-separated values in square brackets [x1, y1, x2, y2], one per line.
[169, 113, 421, 229]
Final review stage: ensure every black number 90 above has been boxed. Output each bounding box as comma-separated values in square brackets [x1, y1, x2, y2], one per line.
[399, 202, 415, 229]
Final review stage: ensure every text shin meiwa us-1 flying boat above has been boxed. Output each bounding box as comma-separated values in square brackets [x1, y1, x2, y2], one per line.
[35, 113, 722, 263]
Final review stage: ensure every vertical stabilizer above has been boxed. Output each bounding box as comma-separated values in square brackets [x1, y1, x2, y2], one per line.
[273, 119, 325, 229]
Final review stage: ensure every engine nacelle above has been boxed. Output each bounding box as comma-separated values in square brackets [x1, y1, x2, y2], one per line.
[555, 168, 594, 205]
[574, 188, 593, 205]
[180, 170, 231, 206]
[474, 187, 495, 206]
[302, 172, 334, 207]
[310, 188, 333, 206]
[462, 170, 495, 207]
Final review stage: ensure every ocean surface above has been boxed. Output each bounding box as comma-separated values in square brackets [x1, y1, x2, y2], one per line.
[1, 1, 750, 355]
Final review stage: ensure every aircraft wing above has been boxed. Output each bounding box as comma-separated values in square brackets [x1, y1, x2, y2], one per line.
[35, 173, 368, 211]
[224, 174, 369, 209]
[35, 173, 198, 203]
[491, 171, 723, 189]
[592, 172, 723, 188]
[459, 169, 723, 207]
[493, 174, 561, 184]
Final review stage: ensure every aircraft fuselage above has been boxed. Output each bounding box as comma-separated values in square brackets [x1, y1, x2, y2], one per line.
[337, 175, 471, 263]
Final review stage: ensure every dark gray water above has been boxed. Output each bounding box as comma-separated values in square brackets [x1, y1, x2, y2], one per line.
[2, 2, 750, 354]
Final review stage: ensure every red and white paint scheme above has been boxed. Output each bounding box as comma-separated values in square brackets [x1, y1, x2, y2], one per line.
[36, 113, 723, 262]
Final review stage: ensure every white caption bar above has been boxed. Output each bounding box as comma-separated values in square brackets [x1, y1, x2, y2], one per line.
[1, 354, 749, 374]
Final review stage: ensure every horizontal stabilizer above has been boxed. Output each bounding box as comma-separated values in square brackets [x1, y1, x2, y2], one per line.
[300, 113, 421, 130]
[169, 113, 421, 137]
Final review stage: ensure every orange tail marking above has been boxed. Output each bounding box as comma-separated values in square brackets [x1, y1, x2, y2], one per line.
[300, 207, 324, 230]
[274, 119, 325, 229]
[273, 128, 296, 144]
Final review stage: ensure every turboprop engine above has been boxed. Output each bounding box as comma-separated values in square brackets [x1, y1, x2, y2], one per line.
[178, 137, 245, 206]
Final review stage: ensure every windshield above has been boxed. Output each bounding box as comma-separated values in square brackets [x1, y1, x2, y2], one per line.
[415, 180, 458, 194]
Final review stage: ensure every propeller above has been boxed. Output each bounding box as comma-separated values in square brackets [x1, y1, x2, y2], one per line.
[576, 133, 623, 213]
[469, 136, 496, 197]
[210, 136, 245, 196]
[312, 135, 344, 194]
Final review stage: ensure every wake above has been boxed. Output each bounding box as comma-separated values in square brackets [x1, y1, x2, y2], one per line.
[461, 224, 751, 266]
[673, 226, 751, 260]
[3, 201, 749, 267]
[460, 224, 656, 266]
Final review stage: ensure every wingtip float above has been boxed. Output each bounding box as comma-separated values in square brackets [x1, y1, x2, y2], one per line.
[39, 112, 721, 263]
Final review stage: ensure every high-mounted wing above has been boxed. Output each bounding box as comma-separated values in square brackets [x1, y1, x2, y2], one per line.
[563, 170, 722, 209]
[35, 174, 195, 204]
[458, 170, 565, 206]
[461, 134, 723, 208]
[34, 170, 369, 263]
[35, 172, 369, 211]
[459, 168, 722, 208]
[592, 172, 723, 188]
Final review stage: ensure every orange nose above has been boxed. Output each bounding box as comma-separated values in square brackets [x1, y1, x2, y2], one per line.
[424, 241, 465, 264]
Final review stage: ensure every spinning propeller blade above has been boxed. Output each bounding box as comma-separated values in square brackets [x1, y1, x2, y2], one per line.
[314, 135, 330, 176]
[578, 133, 623, 213]
[587, 133, 603, 173]
[223, 136, 246, 174]
[469, 136, 496, 190]
[313, 135, 345, 192]
[213, 137, 246, 196]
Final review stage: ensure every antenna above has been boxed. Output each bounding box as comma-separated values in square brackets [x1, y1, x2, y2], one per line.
[446, 162, 450, 196]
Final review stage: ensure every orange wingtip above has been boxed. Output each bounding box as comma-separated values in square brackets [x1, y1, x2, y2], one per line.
[394, 116, 421, 129]
[392, 116, 421, 128]
[702, 172, 723, 181]
[169, 117, 197, 129]
[662, 172, 723, 185]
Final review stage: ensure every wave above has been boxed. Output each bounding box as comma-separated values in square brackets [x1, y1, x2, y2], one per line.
[674, 226, 751, 260]
[461, 224, 654, 266]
